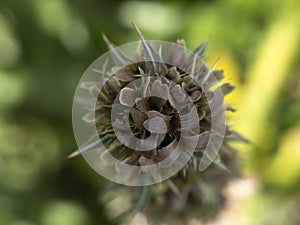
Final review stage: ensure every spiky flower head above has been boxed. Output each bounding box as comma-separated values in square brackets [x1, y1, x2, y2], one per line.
[72, 25, 245, 224]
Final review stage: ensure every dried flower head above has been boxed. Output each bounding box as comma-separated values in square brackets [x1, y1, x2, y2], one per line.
[72, 25, 246, 224]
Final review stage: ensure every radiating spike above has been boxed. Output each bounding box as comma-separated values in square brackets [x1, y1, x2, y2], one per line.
[194, 40, 208, 56]
[185, 40, 208, 66]
[157, 44, 169, 73]
[132, 23, 156, 62]
[102, 33, 129, 66]
[66, 150, 80, 159]
[202, 58, 219, 86]
[227, 131, 250, 143]
[67, 134, 102, 159]
[132, 23, 161, 73]
[167, 180, 182, 199]
[67, 133, 103, 160]
[158, 44, 163, 61]
[190, 53, 198, 77]
[133, 186, 151, 212]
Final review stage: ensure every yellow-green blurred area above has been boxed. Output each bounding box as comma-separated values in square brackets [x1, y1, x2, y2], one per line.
[0, 0, 299, 224]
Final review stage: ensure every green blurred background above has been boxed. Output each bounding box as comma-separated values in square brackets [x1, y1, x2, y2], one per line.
[0, 0, 299, 224]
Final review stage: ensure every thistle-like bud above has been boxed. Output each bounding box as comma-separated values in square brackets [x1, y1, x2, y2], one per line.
[72, 25, 245, 224]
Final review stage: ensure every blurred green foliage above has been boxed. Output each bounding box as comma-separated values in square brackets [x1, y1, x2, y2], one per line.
[0, 0, 299, 224]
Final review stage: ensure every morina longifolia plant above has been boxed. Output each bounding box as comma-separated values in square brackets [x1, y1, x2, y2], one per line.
[71, 25, 246, 225]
